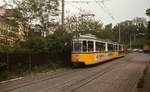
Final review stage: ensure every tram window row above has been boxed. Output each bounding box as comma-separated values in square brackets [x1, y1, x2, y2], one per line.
[73, 40, 123, 52]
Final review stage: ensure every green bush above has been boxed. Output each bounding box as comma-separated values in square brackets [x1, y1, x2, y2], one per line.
[0, 26, 73, 82]
[20, 36, 48, 53]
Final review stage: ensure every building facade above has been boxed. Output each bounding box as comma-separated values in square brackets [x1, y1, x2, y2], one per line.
[132, 17, 147, 28]
[0, 7, 28, 46]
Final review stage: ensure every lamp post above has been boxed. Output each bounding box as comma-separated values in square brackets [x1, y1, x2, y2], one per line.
[62, 0, 65, 25]
[130, 34, 132, 49]
[118, 24, 121, 43]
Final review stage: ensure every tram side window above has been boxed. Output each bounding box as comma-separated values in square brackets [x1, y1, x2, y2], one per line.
[121, 45, 124, 51]
[88, 41, 93, 52]
[74, 42, 81, 52]
[83, 41, 87, 52]
[116, 45, 118, 51]
[117, 45, 119, 51]
[96, 42, 105, 52]
[119, 45, 121, 51]
[114, 45, 118, 51]
[108, 44, 113, 51]
[96, 42, 100, 51]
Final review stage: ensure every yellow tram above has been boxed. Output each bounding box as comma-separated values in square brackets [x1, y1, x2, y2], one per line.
[71, 34, 125, 66]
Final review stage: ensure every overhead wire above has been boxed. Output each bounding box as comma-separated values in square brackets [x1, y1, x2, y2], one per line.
[94, 0, 115, 20]
[61, 0, 117, 23]
[66, 2, 84, 15]
[101, 2, 115, 20]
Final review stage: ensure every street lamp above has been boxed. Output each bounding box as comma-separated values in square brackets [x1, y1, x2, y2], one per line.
[130, 34, 132, 49]
[118, 24, 121, 43]
[62, 0, 65, 25]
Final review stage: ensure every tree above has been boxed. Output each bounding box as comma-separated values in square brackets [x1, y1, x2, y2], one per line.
[14, 0, 59, 33]
[146, 8, 150, 44]
[113, 19, 147, 48]
[147, 21, 150, 44]
[46, 26, 73, 53]
[20, 36, 48, 52]
[65, 15, 115, 40]
[146, 8, 150, 16]
[0, 44, 12, 53]
[78, 16, 103, 35]
[65, 15, 103, 35]
[65, 15, 78, 32]
[102, 24, 113, 39]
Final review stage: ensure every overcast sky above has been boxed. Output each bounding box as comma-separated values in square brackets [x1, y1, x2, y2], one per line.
[65, 0, 150, 25]
[0, 0, 150, 25]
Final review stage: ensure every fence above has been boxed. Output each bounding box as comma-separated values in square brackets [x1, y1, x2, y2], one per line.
[0, 52, 71, 72]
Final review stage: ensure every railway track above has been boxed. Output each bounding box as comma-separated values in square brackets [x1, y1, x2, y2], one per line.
[55, 62, 122, 92]
[1, 68, 84, 92]
[1, 53, 136, 92]
[69, 58, 137, 92]
[40, 53, 136, 92]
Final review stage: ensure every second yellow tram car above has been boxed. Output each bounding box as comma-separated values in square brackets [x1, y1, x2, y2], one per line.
[71, 34, 124, 66]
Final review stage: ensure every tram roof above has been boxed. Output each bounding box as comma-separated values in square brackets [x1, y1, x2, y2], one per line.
[73, 34, 120, 44]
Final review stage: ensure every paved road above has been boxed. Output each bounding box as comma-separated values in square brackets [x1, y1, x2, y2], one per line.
[0, 53, 150, 92]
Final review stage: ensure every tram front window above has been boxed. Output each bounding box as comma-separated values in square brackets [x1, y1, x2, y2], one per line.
[74, 42, 81, 52]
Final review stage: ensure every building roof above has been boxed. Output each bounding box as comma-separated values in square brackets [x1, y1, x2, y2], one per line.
[0, 6, 26, 21]
[0, 15, 18, 27]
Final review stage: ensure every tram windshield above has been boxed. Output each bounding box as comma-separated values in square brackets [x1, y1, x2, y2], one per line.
[73, 40, 94, 52]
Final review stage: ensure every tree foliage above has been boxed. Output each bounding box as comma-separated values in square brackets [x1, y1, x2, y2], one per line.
[14, 0, 59, 32]
[146, 8, 150, 16]
[146, 21, 150, 44]
[78, 17, 103, 35]
[65, 15, 114, 40]
[0, 44, 12, 53]
[113, 20, 147, 48]
[20, 36, 48, 52]
[46, 26, 73, 53]
[96, 24, 113, 39]
[146, 8, 150, 44]
[17, 26, 73, 53]
[65, 15, 103, 34]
